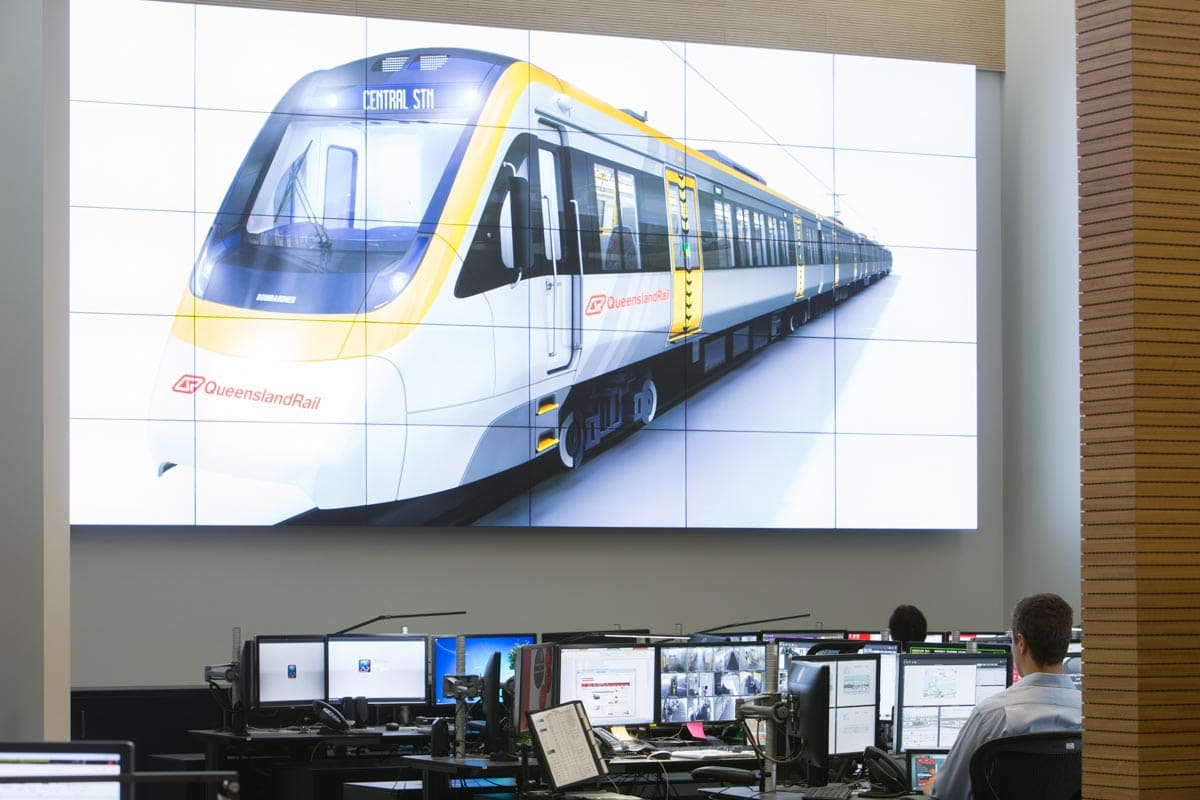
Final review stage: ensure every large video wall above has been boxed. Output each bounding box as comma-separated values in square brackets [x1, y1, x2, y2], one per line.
[69, 0, 977, 528]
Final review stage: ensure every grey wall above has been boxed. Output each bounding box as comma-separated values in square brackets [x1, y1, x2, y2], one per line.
[1002, 0, 1082, 613]
[0, 0, 1082, 693]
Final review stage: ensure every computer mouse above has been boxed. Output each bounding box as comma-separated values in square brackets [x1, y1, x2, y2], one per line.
[649, 750, 672, 760]
[385, 722, 401, 731]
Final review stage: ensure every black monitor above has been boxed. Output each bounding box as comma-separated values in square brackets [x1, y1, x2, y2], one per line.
[480, 650, 510, 758]
[658, 643, 766, 724]
[0, 741, 134, 800]
[945, 631, 1008, 642]
[255, 634, 327, 709]
[557, 643, 657, 726]
[432, 633, 535, 705]
[895, 652, 1012, 752]
[791, 653, 881, 757]
[784, 660, 831, 788]
[326, 634, 427, 704]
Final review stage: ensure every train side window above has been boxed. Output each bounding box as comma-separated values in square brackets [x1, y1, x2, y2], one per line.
[594, 163, 619, 271]
[699, 191, 732, 269]
[616, 170, 641, 270]
[455, 136, 532, 298]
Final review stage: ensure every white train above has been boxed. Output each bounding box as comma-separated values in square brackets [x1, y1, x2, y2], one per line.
[149, 48, 892, 521]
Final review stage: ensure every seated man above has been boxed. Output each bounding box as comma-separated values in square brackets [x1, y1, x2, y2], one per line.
[927, 593, 1081, 799]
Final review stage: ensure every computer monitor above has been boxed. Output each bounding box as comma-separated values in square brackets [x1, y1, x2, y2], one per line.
[658, 643, 767, 724]
[762, 629, 848, 642]
[514, 643, 558, 734]
[432, 633, 536, 705]
[793, 653, 880, 757]
[861, 640, 901, 723]
[557, 644, 657, 727]
[0, 740, 134, 800]
[908, 750, 949, 794]
[784, 660, 831, 788]
[906, 641, 1016, 684]
[326, 634, 427, 704]
[540, 629, 651, 645]
[946, 631, 1008, 642]
[255, 634, 327, 708]
[846, 632, 885, 641]
[896, 652, 1012, 752]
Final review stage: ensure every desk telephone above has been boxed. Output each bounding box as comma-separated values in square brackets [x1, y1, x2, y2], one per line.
[593, 727, 639, 756]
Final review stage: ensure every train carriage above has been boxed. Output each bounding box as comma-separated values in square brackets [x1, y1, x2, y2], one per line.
[149, 48, 892, 518]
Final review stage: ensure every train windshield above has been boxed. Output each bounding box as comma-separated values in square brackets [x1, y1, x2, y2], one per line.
[243, 116, 461, 256]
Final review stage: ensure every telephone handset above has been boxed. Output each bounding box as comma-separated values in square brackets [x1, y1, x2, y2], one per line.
[859, 745, 909, 798]
[593, 727, 630, 757]
[312, 699, 352, 733]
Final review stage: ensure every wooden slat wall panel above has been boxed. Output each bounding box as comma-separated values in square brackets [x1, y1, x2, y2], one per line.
[1078, 1, 1200, 797]
[155, 0, 1005, 71]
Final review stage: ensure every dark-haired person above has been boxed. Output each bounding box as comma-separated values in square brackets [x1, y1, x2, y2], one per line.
[926, 593, 1081, 799]
[888, 604, 928, 643]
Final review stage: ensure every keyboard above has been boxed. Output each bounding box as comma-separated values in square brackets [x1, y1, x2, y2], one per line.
[801, 784, 854, 800]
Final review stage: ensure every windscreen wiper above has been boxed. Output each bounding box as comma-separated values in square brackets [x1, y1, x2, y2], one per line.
[275, 140, 332, 249]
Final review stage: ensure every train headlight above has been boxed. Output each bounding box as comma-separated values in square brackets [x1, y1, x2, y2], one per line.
[192, 245, 214, 298]
[389, 272, 411, 295]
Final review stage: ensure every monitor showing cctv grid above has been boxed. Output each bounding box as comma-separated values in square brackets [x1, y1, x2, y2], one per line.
[658, 643, 767, 723]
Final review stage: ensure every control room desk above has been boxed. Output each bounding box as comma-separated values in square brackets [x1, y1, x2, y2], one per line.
[190, 727, 429, 800]
[399, 755, 524, 800]
[400, 751, 759, 800]
[698, 785, 925, 800]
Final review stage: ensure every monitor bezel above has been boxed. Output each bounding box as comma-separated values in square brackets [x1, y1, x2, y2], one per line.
[895, 651, 1013, 753]
[656, 641, 768, 725]
[430, 632, 537, 705]
[0, 740, 135, 800]
[254, 633, 329, 709]
[555, 642, 659, 727]
[789, 652, 882, 757]
[325, 633, 429, 705]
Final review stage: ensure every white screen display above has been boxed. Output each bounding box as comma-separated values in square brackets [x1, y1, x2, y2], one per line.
[257, 639, 327, 706]
[327, 637, 427, 703]
[898, 655, 1009, 752]
[558, 646, 657, 726]
[0, 750, 124, 800]
[797, 655, 880, 756]
[69, 0, 977, 530]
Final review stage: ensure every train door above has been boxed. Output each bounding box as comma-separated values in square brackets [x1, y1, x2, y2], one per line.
[793, 215, 806, 300]
[665, 169, 703, 342]
[530, 123, 578, 376]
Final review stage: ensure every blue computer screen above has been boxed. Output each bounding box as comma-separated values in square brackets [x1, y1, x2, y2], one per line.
[432, 634, 535, 704]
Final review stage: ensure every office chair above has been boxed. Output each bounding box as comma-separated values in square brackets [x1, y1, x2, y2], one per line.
[968, 730, 1082, 800]
[691, 766, 758, 787]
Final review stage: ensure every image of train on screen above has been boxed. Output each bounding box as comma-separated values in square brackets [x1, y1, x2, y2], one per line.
[148, 48, 892, 521]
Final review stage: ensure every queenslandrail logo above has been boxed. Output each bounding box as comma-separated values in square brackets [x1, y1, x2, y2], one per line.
[585, 289, 670, 316]
[171, 374, 322, 410]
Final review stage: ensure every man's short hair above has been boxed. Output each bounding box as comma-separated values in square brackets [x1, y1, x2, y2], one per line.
[889, 605, 928, 643]
[1012, 593, 1073, 666]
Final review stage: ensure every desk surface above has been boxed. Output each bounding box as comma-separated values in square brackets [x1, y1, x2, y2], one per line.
[699, 786, 924, 800]
[191, 726, 428, 744]
[400, 755, 524, 775]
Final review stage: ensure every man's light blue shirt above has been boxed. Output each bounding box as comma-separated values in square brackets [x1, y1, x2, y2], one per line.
[931, 672, 1081, 800]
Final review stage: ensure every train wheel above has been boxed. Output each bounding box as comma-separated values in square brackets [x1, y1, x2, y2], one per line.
[787, 310, 800, 334]
[558, 408, 584, 469]
[641, 376, 658, 424]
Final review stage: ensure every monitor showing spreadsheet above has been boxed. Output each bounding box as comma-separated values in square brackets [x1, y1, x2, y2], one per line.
[0, 741, 133, 800]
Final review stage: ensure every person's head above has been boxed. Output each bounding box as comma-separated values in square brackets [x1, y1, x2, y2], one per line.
[889, 605, 928, 643]
[1011, 593, 1073, 673]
